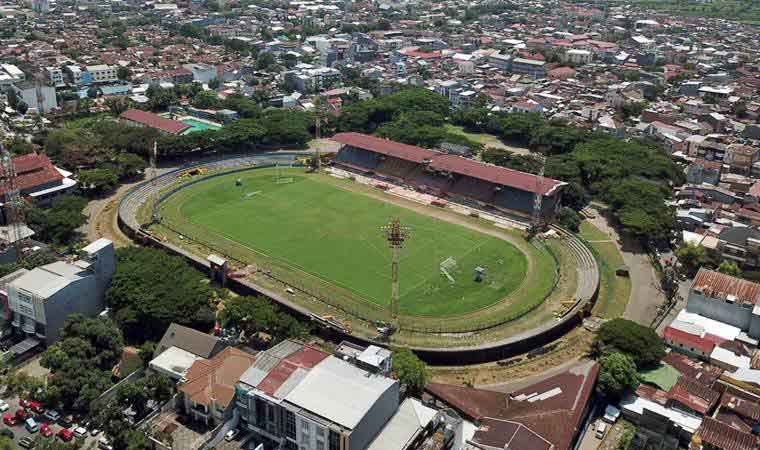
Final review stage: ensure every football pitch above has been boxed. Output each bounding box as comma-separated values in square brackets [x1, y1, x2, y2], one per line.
[161, 169, 529, 317]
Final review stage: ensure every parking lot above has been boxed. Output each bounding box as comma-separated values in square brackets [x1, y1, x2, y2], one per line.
[0, 394, 102, 449]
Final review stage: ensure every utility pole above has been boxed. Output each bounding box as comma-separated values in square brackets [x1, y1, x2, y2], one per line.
[381, 217, 410, 330]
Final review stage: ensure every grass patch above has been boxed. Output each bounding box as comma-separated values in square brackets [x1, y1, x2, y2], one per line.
[580, 221, 631, 319]
[444, 124, 511, 148]
[162, 168, 529, 317]
[640, 363, 680, 391]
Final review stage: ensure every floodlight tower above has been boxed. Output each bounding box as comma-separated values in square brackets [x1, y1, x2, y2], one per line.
[0, 142, 26, 261]
[529, 155, 547, 237]
[382, 217, 410, 328]
[313, 94, 325, 172]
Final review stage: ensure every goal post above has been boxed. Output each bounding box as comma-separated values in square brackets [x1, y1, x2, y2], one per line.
[440, 256, 457, 284]
[273, 164, 295, 184]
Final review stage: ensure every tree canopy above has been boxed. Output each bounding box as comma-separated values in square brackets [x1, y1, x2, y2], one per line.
[219, 296, 310, 345]
[392, 348, 430, 396]
[336, 88, 451, 133]
[40, 315, 124, 412]
[597, 352, 640, 400]
[25, 195, 87, 245]
[106, 247, 215, 342]
[592, 318, 665, 369]
[675, 243, 707, 276]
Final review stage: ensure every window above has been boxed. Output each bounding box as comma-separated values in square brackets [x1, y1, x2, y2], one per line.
[285, 411, 296, 439]
[328, 430, 340, 450]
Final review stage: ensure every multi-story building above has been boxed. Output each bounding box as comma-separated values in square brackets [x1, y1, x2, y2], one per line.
[2, 239, 115, 344]
[511, 57, 546, 78]
[183, 64, 218, 84]
[564, 49, 593, 65]
[12, 82, 57, 114]
[235, 340, 399, 450]
[85, 65, 118, 84]
[46, 67, 64, 86]
[686, 268, 760, 339]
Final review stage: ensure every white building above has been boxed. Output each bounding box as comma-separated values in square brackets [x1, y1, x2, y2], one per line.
[3, 239, 115, 345]
[183, 63, 218, 84]
[0, 64, 25, 88]
[85, 64, 118, 83]
[564, 49, 593, 65]
[46, 67, 64, 86]
[12, 83, 57, 113]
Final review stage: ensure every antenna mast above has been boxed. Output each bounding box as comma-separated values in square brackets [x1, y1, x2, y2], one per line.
[0, 143, 26, 261]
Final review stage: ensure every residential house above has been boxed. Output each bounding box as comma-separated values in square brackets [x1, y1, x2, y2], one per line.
[149, 323, 226, 381]
[177, 347, 257, 427]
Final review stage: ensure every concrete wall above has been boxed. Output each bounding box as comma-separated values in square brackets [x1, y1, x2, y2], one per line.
[348, 381, 399, 450]
[44, 276, 98, 344]
[686, 290, 753, 331]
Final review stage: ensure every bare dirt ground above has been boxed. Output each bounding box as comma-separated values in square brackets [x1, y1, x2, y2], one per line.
[430, 327, 593, 387]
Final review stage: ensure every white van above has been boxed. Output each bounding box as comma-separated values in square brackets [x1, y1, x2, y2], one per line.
[595, 421, 607, 439]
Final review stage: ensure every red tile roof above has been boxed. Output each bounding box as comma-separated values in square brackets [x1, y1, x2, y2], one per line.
[178, 347, 256, 409]
[332, 132, 566, 196]
[721, 392, 760, 423]
[0, 153, 64, 196]
[662, 353, 722, 385]
[120, 109, 190, 135]
[667, 375, 719, 415]
[663, 326, 716, 354]
[699, 417, 758, 450]
[691, 268, 760, 306]
[426, 360, 598, 450]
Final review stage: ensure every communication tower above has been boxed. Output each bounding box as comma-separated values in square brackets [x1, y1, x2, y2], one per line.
[0, 143, 26, 261]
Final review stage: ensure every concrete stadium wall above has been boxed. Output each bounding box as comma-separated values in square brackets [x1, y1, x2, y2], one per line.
[118, 154, 599, 365]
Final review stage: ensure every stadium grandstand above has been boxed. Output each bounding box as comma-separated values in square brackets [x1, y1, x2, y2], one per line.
[331, 132, 566, 222]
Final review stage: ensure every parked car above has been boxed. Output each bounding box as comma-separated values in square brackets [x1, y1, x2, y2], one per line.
[59, 415, 74, 428]
[40, 423, 53, 437]
[27, 402, 44, 415]
[90, 428, 101, 437]
[0, 428, 14, 439]
[595, 421, 607, 439]
[224, 429, 239, 441]
[74, 426, 87, 438]
[25, 417, 39, 433]
[0, 401, 8, 412]
[18, 436, 34, 449]
[44, 410, 61, 423]
[15, 408, 28, 421]
[2, 414, 16, 426]
[98, 437, 113, 450]
[57, 428, 73, 442]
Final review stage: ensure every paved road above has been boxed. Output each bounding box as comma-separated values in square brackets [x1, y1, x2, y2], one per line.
[586, 206, 666, 326]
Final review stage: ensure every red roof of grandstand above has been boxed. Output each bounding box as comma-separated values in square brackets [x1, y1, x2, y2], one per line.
[0, 153, 64, 196]
[120, 109, 190, 135]
[699, 417, 758, 450]
[663, 326, 716, 354]
[332, 132, 565, 196]
[428, 153, 564, 196]
[332, 132, 439, 164]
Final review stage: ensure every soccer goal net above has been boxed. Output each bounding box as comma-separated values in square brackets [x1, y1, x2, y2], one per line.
[440, 257, 457, 284]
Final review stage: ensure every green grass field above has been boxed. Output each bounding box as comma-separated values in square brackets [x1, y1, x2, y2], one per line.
[167, 169, 528, 317]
